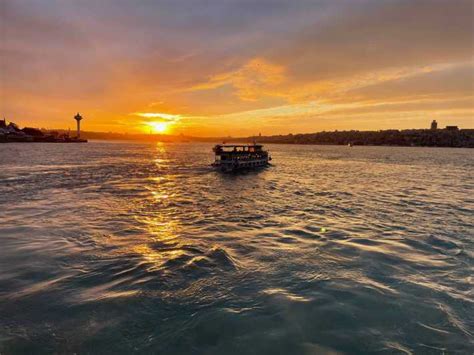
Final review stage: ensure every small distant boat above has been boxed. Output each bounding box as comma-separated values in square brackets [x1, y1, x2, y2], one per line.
[348, 142, 353, 147]
[212, 143, 271, 172]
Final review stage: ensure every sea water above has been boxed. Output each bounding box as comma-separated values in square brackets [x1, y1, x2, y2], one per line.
[0, 142, 473, 354]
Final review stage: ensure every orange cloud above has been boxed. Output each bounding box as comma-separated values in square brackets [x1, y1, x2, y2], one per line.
[190, 57, 286, 100]
[132, 112, 182, 121]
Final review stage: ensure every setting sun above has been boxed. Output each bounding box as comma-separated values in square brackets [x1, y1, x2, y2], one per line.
[147, 121, 169, 134]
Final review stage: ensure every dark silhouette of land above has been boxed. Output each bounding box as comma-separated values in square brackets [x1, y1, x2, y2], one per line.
[44, 127, 474, 148]
[1, 119, 473, 147]
[241, 128, 474, 148]
[70, 126, 474, 148]
[0, 119, 86, 143]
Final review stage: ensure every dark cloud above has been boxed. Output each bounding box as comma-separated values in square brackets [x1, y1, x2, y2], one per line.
[271, 0, 474, 81]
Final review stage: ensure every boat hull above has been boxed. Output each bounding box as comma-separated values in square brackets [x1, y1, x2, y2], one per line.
[212, 158, 270, 172]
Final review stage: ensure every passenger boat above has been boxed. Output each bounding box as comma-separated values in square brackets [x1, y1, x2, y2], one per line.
[212, 144, 271, 172]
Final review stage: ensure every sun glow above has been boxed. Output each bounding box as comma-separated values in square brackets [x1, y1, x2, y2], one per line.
[134, 112, 181, 134]
[147, 121, 169, 133]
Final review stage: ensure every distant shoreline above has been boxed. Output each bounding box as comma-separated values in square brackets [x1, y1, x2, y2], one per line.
[82, 128, 474, 148]
[4, 136, 474, 149]
[2, 123, 473, 148]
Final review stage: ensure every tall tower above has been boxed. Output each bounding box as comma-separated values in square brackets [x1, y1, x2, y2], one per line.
[431, 120, 438, 130]
[74, 113, 83, 138]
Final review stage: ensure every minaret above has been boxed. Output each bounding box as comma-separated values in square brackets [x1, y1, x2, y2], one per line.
[74, 113, 83, 138]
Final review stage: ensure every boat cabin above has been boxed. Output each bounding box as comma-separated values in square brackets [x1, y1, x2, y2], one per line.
[212, 144, 270, 172]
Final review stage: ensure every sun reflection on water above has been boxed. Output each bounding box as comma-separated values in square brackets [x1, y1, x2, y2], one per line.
[129, 144, 186, 270]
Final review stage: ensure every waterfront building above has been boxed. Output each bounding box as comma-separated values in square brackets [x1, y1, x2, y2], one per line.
[446, 126, 459, 131]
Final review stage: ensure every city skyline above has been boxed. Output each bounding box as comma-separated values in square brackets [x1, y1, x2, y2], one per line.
[2, 0, 473, 136]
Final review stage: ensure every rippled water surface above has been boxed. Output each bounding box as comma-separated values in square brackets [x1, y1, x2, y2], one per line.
[0, 142, 473, 354]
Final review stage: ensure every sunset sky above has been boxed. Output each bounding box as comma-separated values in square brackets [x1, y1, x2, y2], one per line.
[1, 0, 473, 136]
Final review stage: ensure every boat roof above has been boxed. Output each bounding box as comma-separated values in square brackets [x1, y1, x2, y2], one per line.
[215, 144, 263, 147]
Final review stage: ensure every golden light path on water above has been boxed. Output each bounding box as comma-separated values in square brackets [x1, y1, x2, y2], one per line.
[129, 144, 183, 271]
[0, 141, 473, 353]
